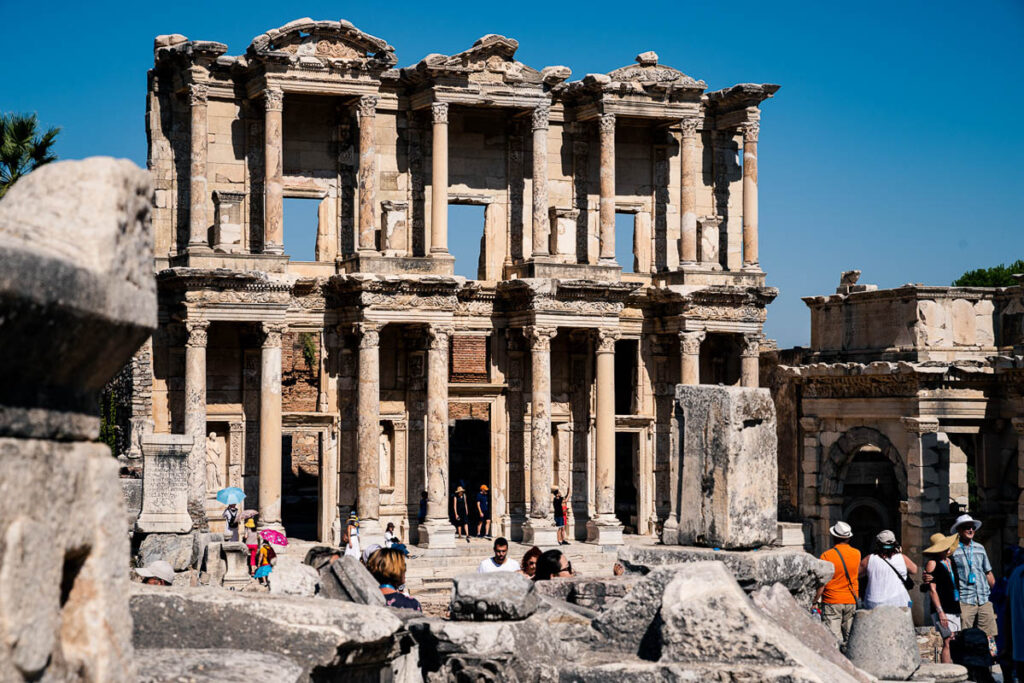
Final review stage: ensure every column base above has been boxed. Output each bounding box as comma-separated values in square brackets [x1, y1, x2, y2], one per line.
[741, 263, 763, 273]
[418, 520, 456, 549]
[356, 518, 384, 547]
[586, 517, 624, 546]
[661, 518, 679, 545]
[263, 244, 284, 256]
[186, 242, 213, 253]
[522, 519, 559, 547]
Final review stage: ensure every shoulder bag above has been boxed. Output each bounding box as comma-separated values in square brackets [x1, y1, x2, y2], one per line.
[884, 554, 915, 591]
[832, 548, 863, 609]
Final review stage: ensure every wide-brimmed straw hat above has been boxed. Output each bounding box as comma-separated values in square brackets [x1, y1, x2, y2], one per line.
[950, 514, 982, 534]
[136, 560, 175, 585]
[829, 521, 853, 539]
[455, 486, 465, 494]
[925, 533, 959, 555]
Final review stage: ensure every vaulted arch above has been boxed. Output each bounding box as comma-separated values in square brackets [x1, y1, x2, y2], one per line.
[819, 426, 906, 497]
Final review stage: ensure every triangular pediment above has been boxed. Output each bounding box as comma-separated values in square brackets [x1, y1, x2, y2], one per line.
[414, 35, 543, 85]
[248, 18, 396, 66]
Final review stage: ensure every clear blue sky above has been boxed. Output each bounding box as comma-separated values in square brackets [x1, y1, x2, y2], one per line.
[3, 0, 1021, 347]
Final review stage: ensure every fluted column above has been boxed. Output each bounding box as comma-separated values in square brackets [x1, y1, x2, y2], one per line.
[357, 96, 379, 254]
[258, 322, 285, 529]
[531, 104, 551, 258]
[679, 117, 699, 266]
[523, 325, 558, 546]
[587, 329, 623, 545]
[355, 322, 383, 540]
[680, 330, 705, 385]
[742, 122, 759, 269]
[430, 102, 449, 255]
[420, 325, 456, 548]
[263, 88, 284, 255]
[187, 83, 210, 252]
[184, 319, 209, 526]
[598, 113, 616, 263]
[741, 334, 760, 388]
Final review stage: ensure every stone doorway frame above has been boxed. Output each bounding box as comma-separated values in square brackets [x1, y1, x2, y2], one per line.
[281, 413, 337, 543]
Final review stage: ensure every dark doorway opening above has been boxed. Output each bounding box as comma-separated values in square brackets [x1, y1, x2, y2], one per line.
[699, 333, 741, 386]
[281, 433, 320, 540]
[614, 339, 638, 414]
[842, 446, 901, 555]
[615, 432, 638, 531]
[448, 419, 491, 529]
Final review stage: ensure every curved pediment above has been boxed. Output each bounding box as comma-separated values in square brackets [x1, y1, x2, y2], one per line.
[408, 34, 549, 86]
[247, 18, 397, 67]
[606, 51, 706, 90]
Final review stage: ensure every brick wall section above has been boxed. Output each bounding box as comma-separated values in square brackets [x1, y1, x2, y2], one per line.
[449, 402, 490, 421]
[450, 335, 488, 383]
[289, 431, 319, 477]
[282, 331, 320, 412]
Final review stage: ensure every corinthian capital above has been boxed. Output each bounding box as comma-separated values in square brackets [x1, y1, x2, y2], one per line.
[901, 416, 940, 435]
[680, 117, 700, 139]
[524, 325, 558, 352]
[264, 87, 284, 112]
[261, 322, 287, 348]
[742, 121, 760, 143]
[741, 334, 762, 358]
[431, 101, 449, 125]
[679, 330, 705, 355]
[531, 104, 550, 131]
[427, 325, 454, 351]
[356, 322, 382, 349]
[188, 83, 208, 106]
[357, 95, 378, 119]
[185, 319, 210, 348]
[598, 113, 616, 136]
[596, 328, 620, 353]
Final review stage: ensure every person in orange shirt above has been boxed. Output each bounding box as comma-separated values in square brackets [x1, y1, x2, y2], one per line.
[814, 521, 861, 648]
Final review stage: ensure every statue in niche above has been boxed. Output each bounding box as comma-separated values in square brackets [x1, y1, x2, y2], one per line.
[379, 424, 392, 489]
[206, 431, 224, 493]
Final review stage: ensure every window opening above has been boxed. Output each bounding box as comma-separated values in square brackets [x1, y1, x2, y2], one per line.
[615, 212, 635, 273]
[448, 204, 486, 280]
[283, 197, 321, 261]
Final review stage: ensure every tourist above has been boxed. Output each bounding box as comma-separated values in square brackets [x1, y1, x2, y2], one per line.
[384, 522, 398, 548]
[223, 502, 239, 542]
[949, 514, 998, 649]
[553, 489, 569, 546]
[478, 537, 518, 573]
[254, 538, 275, 586]
[135, 560, 175, 587]
[367, 547, 422, 612]
[921, 532, 962, 663]
[534, 549, 573, 581]
[991, 546, 1024, 681]
[858, 529, 917, 609]
[417, 491, 427, 525]
[1005, 553, 1024, 681]
[343, 511, 360, 559]
[519, 546, 542, 578]
[813, 521, 861, 647]
[362, 543, 383, 564]
[475, 485, 491, 539]
[244, 518, 259, 574]
[452, 486, 470, 543]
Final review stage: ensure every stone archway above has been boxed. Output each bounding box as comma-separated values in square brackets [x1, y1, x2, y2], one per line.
[820, 426, 907, 497]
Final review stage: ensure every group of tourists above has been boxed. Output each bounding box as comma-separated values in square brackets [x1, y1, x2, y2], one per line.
[815, 514, 1024, 679]
[443, 485, 493, 542]
[476, 537, 575, 580]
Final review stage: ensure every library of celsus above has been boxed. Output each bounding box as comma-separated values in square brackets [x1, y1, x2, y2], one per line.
[135, 18, 778, 548]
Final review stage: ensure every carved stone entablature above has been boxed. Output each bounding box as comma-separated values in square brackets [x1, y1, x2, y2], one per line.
[706, 83, 780, 113]
[158, 268, 292, 307]
[455, 283, 497, 317]
[682, 285, 777, 323]
[403, 34, 548, 91]
[327, 274, 461, 312]
[803, 375, 920, 399]
[496, 278, 640, 317]
[247, 19, 397, 70]
[901, 416, 940, 434]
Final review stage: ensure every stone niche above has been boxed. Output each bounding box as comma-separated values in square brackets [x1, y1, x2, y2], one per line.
[213, 190, 244, 252]
[671, 384, 778, 549]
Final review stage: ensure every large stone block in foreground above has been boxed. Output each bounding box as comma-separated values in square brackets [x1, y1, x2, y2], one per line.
[669, 385, 777, 549]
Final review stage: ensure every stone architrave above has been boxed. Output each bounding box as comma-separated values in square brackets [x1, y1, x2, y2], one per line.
[357, 95, 378, 254]
[136, 434, 195, 533]
[741, 121, 759, 269]
[187, 82, 210, 252]
[670, 385, 777, 549]
[263, 87, 284, 255]
[587, 329, 623, 545]
[420, 325, 456, 548]
[523, 325, 559, 546]
[531, 104, 551, 258]
[598, 113, 616, 263]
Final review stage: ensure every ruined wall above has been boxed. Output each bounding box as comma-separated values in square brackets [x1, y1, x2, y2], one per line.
[281, 330, 320, 412]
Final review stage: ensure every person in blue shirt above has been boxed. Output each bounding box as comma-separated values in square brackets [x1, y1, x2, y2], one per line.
[475, 485, 491, 539]
[949, 514, 998, 644]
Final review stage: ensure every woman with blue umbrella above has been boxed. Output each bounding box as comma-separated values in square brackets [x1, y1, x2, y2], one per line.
[217, 487, 245, 542]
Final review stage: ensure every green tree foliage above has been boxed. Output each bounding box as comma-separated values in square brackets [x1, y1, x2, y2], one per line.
[0, 112, 60, 199]
[952, 259, 1024, 288]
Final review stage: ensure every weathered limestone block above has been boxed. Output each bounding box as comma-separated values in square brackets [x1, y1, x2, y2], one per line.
[617, 545, 832, 608]
[130, 587, 404, 679]
[221, 541, 251, 589]
[212, 190, 244, 252]
[911, 662, 968, 682]
[672, 385, 777, 548]
[137, 648, 304, 683]
[317, 555, 386, 606]
[449, 572, 539, 621]
[532, 575, 641, 610]
[135, 433, 193, 533]
[0, 157, 154, 683]
[845, 606, 920, 680]
[268, 557, 319, 597]
[138, 533, 195, 572]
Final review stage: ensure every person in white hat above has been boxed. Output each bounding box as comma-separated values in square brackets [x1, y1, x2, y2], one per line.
[813, 521, 861, 647]
[859, 529, 917, 610]
[949, 514, 997, 642]
[135, 560, 175, 586]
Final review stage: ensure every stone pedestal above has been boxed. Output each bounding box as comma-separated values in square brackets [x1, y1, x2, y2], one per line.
[221, 542, 251, 589]
[521, 522, 559, 547]
[136, 434, 195, 533]
[418, 521, 456, 549]
[585, 518, 624, 546]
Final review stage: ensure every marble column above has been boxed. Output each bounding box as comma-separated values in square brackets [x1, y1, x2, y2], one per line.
[679, 330, 704, 385]
[587, 328, 623, 545]
[741, 334, 760, 388]
[187, 84, 210, 252]
[901, 416, 943, 623]
[430, 102, 449, 255]
[184, 319, 209, 526]
[1014, 418, 1024, 545]
[420, 325, 456, 548]
[355, 322, 383, 540]
[598, 113, 616, 263]
[679, 117, 699, 266]
[263, 88, 284, 255]
[357, 95, 379, 254]
[741, 122, 759, 269]
[531, 104, 551, 258]
[258, 322, 285, 529]
[523, 325, 559, 546]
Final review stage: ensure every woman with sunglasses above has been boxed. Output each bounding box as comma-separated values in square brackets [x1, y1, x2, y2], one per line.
[534, 549, 574, 581]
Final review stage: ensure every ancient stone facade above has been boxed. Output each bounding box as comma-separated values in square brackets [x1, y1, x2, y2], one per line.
[766, 273, 1024, 620]
[139, 19, 778, 547]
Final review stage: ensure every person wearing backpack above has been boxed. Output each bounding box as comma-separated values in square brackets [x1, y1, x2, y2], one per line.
[813, 521, 861, 646]
[859, 529, 917, 609]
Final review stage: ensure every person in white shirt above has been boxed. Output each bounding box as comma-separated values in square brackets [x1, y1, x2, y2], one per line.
[477, 537, 519, 573]
[859, 529, 917, 609]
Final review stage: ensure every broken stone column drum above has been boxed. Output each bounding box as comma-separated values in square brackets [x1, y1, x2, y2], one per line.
[0, 157, 156, 681]
[670, 385, 777, 549]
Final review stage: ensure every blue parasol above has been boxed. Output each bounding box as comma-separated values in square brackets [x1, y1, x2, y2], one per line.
[216, 487, 246, 505]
